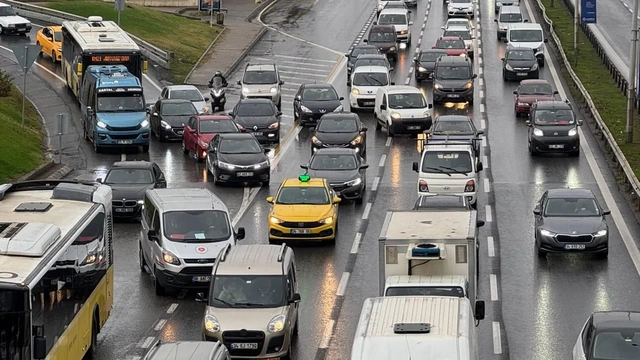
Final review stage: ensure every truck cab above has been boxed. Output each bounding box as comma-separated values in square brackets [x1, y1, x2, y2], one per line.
[384, 274, 469, 298]
[80, 65, 150, 153]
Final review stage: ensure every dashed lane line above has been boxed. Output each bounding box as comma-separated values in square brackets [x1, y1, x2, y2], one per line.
[336, 272, 350, 296]
[484, 178, 490, 193]
[350, 233, 362, 254]
[481, 119, 486, 129]
[483, 155, 489, 168]
[480, 103, 485, 113]
[372, 176, 380, 192]
[487, 236, 495, 257]
[139, 336, 155, 349]
[166, 303, 178, 314]
[479, 90, 484, 99]
[361, 202, 372, 220]
[318, 320, 336, 349]
[489, 274, 499, 301]
[385, 137, 393, 147]
[121, 153, 126, 161]
[378, 154, 387, 167]
[493, 322, 503, 354]
[485, 205, 492, 222]
[154, 319, 167, 331]
[404, 1, 432, 86]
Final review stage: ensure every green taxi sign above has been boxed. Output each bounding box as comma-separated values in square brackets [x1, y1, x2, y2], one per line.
[299, 174, 310, 182]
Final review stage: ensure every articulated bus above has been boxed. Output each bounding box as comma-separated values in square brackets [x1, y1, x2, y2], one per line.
[0, 180, 113, 360]
[61, 16, 148, 98]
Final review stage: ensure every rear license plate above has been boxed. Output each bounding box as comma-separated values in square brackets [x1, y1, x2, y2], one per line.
[192, 276, 211, 282]
[237, 172, 254, 177]
[231, 343, 258, 350]
[115, 208, 134, 213]
[517, 72, 528, 76]
[291, 229, 311, 234]
[363, 101, 375, 106]
[564, 244, 586, 250]
[117, 140, 133, 144]
[448, 94, 460, 98]
[407, 126, 421, 130]
[549, 144, 565, 149]
[253, 132, 263, 136]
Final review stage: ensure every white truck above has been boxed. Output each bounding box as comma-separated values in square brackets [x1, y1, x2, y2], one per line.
[0, 2, 31, 35]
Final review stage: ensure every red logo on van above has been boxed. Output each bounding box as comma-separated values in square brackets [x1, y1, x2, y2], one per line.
[196, 246, 207, 254]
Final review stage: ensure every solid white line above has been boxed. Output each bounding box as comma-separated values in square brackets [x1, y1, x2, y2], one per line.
[480, 104, 485, 113]
[485, 205, 492, 222]
[372, 176, 380, 191]
[484, 178, 490, 193]
[362, 203, 372, 220]
[493, 322, 503, 354]
[140, 336, 155, 348]
[0, 45, 66, 83]
[487, 236, 495, 257]
[379, 154, 387, 167]
[479, 78, 484, 87]
[483, 155, 489, 168]
[337, 272, 350, 296]
[142, 74, 162, 91]
[490, 274, 499, 301]
[480, 119, 486, 129]
[479, 90, 484, 99]
[167, 303, 178, 314]
[351, 233, 362, 254]
[121, 153, 126, 161]
[154, 319, 167, 331]
[319, 320, 335, 349]
[385, 137, 392, 147]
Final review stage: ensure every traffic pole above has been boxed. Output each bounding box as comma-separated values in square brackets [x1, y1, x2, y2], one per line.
[626, 0, 639, 143]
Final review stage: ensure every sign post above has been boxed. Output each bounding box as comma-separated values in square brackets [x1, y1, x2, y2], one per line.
[579, 0, 597, 24]
[114, 0, 125, 26]
[628, 0, 639, 142]
[55, 113, 69, 164]
[8, 44, 41, 129]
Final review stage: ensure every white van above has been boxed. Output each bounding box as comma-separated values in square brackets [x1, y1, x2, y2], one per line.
[374, 85, 433, 136]
[495, 5, 526, 40]
[504, 23, 548, 66]
[139, 188, 246, 295]
[348, 65, 393, 111]
[376, 8, 413, 43]
[351, 296, 485, 360]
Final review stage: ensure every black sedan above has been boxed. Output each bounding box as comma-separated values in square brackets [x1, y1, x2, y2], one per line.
[413, 194, 472, 210]
[502, 47, 540, 81]
[527, 100, 582, 156]
[293, 83, 344, 125]
[301, 148, 369, 203]
[206, 133, 270, 185]
[534, 188, 610, 258]
[429, 115, 484, 156]
[98, 161, 167, 219]
[311, 113, 367, 155]
[149, 99, 198, 141]
[414, 49, 446, 82]
[345, 44, 381, 80]
[229, 98, 282, 144]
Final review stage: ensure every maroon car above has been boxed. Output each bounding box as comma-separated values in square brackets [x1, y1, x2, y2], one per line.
[432, 36, 468, 57]
[513, 79, 558, 117]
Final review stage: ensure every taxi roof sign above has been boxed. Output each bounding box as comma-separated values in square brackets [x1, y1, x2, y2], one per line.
[299, 174, 310, 182]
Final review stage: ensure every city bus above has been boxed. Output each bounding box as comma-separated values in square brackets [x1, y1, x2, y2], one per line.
[61, 15, 148, 98]
[0, 180, 114, 360]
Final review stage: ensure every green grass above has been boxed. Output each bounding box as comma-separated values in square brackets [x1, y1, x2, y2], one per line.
[539, 0, 640, 177]
[41, 0, 222, 83]
[0, 86, 46, 183]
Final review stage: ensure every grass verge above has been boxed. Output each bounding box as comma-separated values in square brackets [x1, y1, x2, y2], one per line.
[0, 85, 45, 183]
[41, 0, 222, 83]
[538, 0, 640, 177]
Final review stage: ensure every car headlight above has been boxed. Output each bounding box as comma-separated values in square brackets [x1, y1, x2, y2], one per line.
[518, 102, 528, 106]
[57, 47, 62, 52]
[434, 83, 443, 89]
[140, 120, 149, 128]
[499, 25, 505, 30]
[137, 200, 144, 205]
[463, 82, 473, 89]
[389, 46, 396, 51]
[204, 314, 221, 332]
[531, 62, 539, 70]
[254, 160, 270, 169]
[267, 314, 286, 333]
[270, 216, 284, 224]
[334, 105, 343, 112]
[467, 5, 473, 10]
[219, 161, 236, 170]
[80, 251, 102, 266]
[390, 111, 401, 120]
[540, 229, 556, 237]
[533, 128, 544, 137]
[423, 110, 432, 118]
[398, 30, 407, 35]
[345, 178, 362, 187]
[160, 120, 171, 129]
[162, 250, 181, 265]
[319, 217, 334, 224]
[198, 140, 208, 148]
[418, 66, 427, 72]
[505, 64, 514, 71]
[268, 121, 279, 129]
[270, 86, 278, 93]
[311, 136, 322, 146]
[96, 121, 107, 128]
[300, 105, 312, 113]
[351, 88, 360, 95]
[350, 135, 363, 145]
[7, 24, 15, 28]
[568, 128, 577, 136]
[594, 229, 607, 237]
[242, 87, 250, 95]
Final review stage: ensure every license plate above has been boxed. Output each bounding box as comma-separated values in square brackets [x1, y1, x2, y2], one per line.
[117, 140, 133, 144]
[291, 229, 311, 234]
[407, 126, 421, 130]
[192, 276, 211, 282]
[564, 244, 586, 250]
[253, 132, 263, 136]
[363, 101, 375, 106]
[231, 343, 258, 350]
[115, 208, 134, 213]
[517, 72, 528, 76]
[237, 172, 254, 177]
[448, 94, 460, 98]
[549, 144, 565, 149]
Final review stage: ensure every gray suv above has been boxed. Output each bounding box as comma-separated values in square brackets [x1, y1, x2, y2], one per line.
[202, 244, 300, 359]
[237, 63, 284, 110]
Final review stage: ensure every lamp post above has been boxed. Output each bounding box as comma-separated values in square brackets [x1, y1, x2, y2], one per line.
[626, 0, 640, 143]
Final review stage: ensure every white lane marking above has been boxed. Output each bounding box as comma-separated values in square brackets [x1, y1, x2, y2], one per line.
[379, 154, 387, 167]
[409, 67, 414, 74]
[121, 153, 126, 161]
[233, 187, 255, 227]
[372, 176, 380, 191]
[478, 39, 482, 46]
[422, 23, 426, 30]
[420, 30, 424, 37]
[477, 31, 481, 37]
[479, 67, 483, 75]
[130, 357, 141, 360]
[478, 57, 483, 65]
[279, 70, 326, 79]
[319, 319, 335, 349]
[351, 233, 362, 254]
[480, 104, 485, 113]
[276, 64, 330, 73]
[487, 236, 495, 257]
[480, 118, 486, 129]
[484, 178, 490, 193]
[482, 137, 487, 147]
[479, 78, 484, 87]
[493, 322, 503, 354]
[154, 319, 167, 331]
[337, 272, 350, 296]
[416, 39, 422, 47]
[490, 274, 499, 301]
[0, 45, 66, 82]
[478, 47, 482, 56]
[404, 77, 410, 85]
[142, 74, 162, 91]
[483, 155, 489, 168]
[167, 303, 178, 314]
[385, 137, 393, 147]
[479, 90, 484, 99]
[485, 204, 492, 222]
[140, 336, 155, 348]
[362, 202, 372, 220]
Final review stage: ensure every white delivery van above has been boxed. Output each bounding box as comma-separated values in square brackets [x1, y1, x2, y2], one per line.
[376, 7, 413, 43]
[348, 65, 393, 111]
[374, 85, 433, 136]
[504, 23, 548, 66]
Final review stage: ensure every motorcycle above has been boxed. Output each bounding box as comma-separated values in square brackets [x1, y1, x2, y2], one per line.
[208, 77, 227, 112]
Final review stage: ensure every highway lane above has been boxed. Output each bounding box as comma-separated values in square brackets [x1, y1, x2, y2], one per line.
[591, 0, 633, 70]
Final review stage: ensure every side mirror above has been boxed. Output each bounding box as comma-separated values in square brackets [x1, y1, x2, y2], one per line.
[494, 19, 498, 22]
[408, 10, 412, 13]
[280, 80, 285, 85]
[390, 82, 395, 85]
[577, 119, 584, 126]
[153, 112, 158, 117]
[236, 227, 245, 240]
[264, 148, 270, 154]
[344, 53, 349, 57]
[414, 58, 419, 64]
[290, 293, 302, 303]
[533, 209, 541, 215]
[472, 74, 478, 78]
[428, 104, 433, 109]
[189, 128, 197, 133]
[300, 164, 308, 169]
[502, 38, 508, 43]
[477, 162, 483, 171]
[409, 21, 414, 25]
[361, 127, 368, 132]
[475, 301, 486, 321]
[146, 108, 151, 114]
[477, 129, 485, 135]
[373, 21, 377, 25]
[347, 81, 351, 87]
[339, 96, 344, 101]
[477, 220, 485, 228]
[513, 90, 518, 95]
[228, 112, 235, 117]
[295, 95, 301, 101]
[87, 106, 95, 116]
[525, 120, 532, 127]
[360, 164, 370, 169]
[209, 147, 216, 153]
[333, 196, 342, 203]
[553, 90, 559, 94]
[266, 196, 274, 203]
[277, 111, 283, 116]
[237, 80, 242, 85]
[603, 210, 611, 215]
[441, 26, 446, 29]
[96, 178, 103, 183]
[412, 161, 419, 172]
[363, 39, 368, 43]
[147, 230, 159, 242]
[380, 104, 387, 111]
[544, 38, 548, 43]
[524, 19, 529, 22]
[501, 57, 505, 61]
[33, 334, 46, 360]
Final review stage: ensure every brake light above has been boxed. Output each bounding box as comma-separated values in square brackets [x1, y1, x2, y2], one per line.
[419, 179, 429, 192]
[464, 180, 475, 192]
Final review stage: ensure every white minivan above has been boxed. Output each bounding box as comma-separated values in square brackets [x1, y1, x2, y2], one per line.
[348, 65, 393, 111]
[374, 85, 433, 136]
[376, 8, 413, 43]
[504, 23, 548, 66]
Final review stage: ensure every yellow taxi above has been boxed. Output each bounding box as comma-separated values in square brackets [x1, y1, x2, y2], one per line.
[267, 174, 341, 243]
[36, 26, 62, 63]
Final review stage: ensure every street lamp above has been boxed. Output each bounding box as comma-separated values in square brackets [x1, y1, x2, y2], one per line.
[626, 0, 640, 143]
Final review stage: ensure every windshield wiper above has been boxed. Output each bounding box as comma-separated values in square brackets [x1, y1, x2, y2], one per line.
[234, 302, 267, 307]
[423, 166, 452, 176]
[438, 166, 469, 176]
[213, 297, 233, 307]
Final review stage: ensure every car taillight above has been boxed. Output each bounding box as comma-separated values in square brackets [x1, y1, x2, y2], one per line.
[465, 180, 475, 192]
[419, 179, 429, 192]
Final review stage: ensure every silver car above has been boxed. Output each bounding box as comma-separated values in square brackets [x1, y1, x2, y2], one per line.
[237, 63, 284, 110]
[447, 0, 475, 18]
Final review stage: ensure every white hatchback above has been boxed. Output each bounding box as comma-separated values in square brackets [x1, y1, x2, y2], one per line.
[348, 65, 393, 111]
[447, 0, 475, 18]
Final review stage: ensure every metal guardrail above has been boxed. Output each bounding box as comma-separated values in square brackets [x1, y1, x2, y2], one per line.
[5, 0, 172, 69]
[532, 0, 640, 208]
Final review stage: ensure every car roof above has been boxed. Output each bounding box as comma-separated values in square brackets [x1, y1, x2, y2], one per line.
[445, 26, 471, 32]
[216, 244, 290, 276]
[437, 56, 471, 65]
[507, 46, 536, 52]
[591, 311, 640, 331]
[546, 188, 595, 199]
[319, 112, 359, 121]
[370, 24, 396, 32]
[246, 63, 276, 71]
[281, 177, 327, 187]
[420, 49, 447, 55]
[384, 85, 422, 94]
[508, 23, 542, 29]
[436, 115, 471, 122]
[165, 85, 199, 91]
[534, 100, 572, 109]
[302, 83, 334, 89]
[0, 3, 12, 7]
[217, 133, 257, 140]
[352, 44, 380, 51]
[144, 341, 227, 360]
[355, 54, 387, 60]
[379, 8, 408, 14]
[520, 79, 551, 85]
[352, 65, 389, 73]
[195, 114, 233, 121]
[158, 99, 194, 104]
[500, 5, 522, 13]
[147, 188, 228, 212]
[111, 161, 154, 169]
[313, 148, 359, 156]
[439, 36, 464, 41]
[238, 98, 274, 104]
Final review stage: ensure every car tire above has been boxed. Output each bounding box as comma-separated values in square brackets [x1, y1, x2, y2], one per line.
[154, 269, 165, 296]
[277, 99, 282, 111]
[142, 145, 149, 153]
[536, 245, 546, 257]
[416, 76, 421, 83]
[139, 244, 147, 273]
[212, 167, 219, 186]
[528, 142, 538, 156]
[281, 340, 293, 360]
[387, 122, 395, 137]
[570, 148, 580, 157]
[471, 201, 477, 210]
[83, 120, 90, 141]
[597, 248, 609, 259]
[52, 50, 57, 63]
[93, 133, 101, 153]
[355, 190, 365, 204]
[262, 177, 270, 186]
[502, 70, 507, 81]
[497, 32, 501, 40]
[181, 141, 189, 154]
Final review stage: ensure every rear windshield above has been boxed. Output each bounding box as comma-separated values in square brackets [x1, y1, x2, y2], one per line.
[369, 31, 396, 42]
[444, 30, 471, 40]
[510, 29, 543, 42]
[385, 286, 465, 297]
[500, 13, 523, 22]
[419, 52, 443, 62]
[378, 14, 407, 25]
[437, 39, 465, 49]
[351, 47, 379, 58]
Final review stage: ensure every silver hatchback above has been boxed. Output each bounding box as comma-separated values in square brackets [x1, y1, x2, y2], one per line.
[237, 63, 284, 110]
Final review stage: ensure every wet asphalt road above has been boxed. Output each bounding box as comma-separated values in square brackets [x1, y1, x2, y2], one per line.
[5, 0, 640, 358]
[589, 0, 634, 70]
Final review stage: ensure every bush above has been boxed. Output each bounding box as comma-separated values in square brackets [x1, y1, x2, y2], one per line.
[0, 70, 14, 97]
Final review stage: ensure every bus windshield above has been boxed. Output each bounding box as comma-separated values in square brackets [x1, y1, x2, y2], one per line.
[97, 93, 145, 112]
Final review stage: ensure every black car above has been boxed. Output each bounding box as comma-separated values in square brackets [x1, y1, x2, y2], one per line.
[345, 44, 381, 79]
[414, 49, 446, 82]
[353, 54, 393, 73]
[527, 100, 583, 156]
[432, 56, 476, 104]
[293, 83, 344, 125]
[413, 195, 472, 210]
[149, 99, 198, 141]
[206, 133, 270, 185]
[575, 311, 640, 359]
[301, 148, 369, 203]
[98, 161, 167, 218]
[365, 25, 399, 61]
[502, 47, 540, 81]
[534, 188, 610, 257]
[429, 115, 483, 156]
[311, 113, 367, 155]
[229, 98, 282, 144]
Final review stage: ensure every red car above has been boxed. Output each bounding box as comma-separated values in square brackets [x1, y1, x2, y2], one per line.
[513, 79, 558, 117]
[182, 114, 240, 162]
[432, 36, 468, 57]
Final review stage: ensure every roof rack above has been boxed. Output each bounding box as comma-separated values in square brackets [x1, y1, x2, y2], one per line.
[278, 243, 287, 275]
[423, 133, 480, 146]
[393, 323, 432, 334]
[219, 243, 232, 262]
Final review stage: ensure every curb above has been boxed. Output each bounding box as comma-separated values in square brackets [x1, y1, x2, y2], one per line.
[184, 26, 227, 84]
[19, 160, 55, 181]
[223, 27, 268, 79]
[246, 0, 276, 22]
[47, 165, 73, 180]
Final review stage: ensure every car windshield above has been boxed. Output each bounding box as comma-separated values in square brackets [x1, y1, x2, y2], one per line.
[243, 70, 277, 85]
[236, 102, 274, 116]
[444, 30, 471, 40]
[199, 119, 238, 133]
[354, 58, 387, 68]
[436, 65, 471, 80]
[220, 138, 262, 154]
[388, 93, 427, 109]
[0, 7, 17, 16]
[161, 102, 197, 116]
[276, 187, 329, 205]
[169, 89, 203, 102]
[544, 197, 600, 217]
[500, 13, 523, 22]
[310, 154, 358, 170]
[420, 52, 443, 62]
[447, 20, 470, 27]
[510, 29, 543, 42]
[433, 119, 474, 133]
[507, 50, 535, 60]
[105, 168, 153, 184]
[369, 31, 396, 42]
[450, 0, 469, 3]
[533, 109, 575, 125]
[317, 118, 358, 132]
[163, 210, 231, 242]
[351, 47, 379, 59]
[378, 14, 407, 25]
[519, 83, 554, 95]
[209, 275, 286, 308]
[385, 286, 465, 297]
[421, 151, 472, 173]
[592, 331, 640, 360]
[353, 72, 389, 86]
[437, 39, 465, 49]
[53, 31, 62, 42]
[302, 87, 339, 101]
[97, 93, 145, 112]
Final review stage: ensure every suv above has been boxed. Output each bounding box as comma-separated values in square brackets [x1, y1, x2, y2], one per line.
[237, 63, 284, 110]
[526, 100, 583, 156]
[0, 2, 31, 34]
[432, 56, 476, 104]
[365, 25, 399, 62]
[142, 340, 230, 360]
[203, 244, 301, 360]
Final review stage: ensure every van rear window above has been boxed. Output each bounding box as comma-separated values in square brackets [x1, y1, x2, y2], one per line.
[385, 286, 465, 297]
[509, 29, 543, 42]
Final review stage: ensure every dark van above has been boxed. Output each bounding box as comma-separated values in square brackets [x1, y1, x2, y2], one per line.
[364, 25, 399, 62]
[432, 56, 477, 104]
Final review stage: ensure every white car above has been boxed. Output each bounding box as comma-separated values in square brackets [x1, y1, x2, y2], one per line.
[442, 26, 475, 58]
[444, 18, 474, 30]
[348, 65, 392, 111]
[0, 2, 31, 35]
[374, 85, 433, 136]
[572, 311, 640, 360]
[447, 0, 475, 18]
[377, 8, 413, 44]
[376, 0, 404, 13]
[159, 85, 209, 114]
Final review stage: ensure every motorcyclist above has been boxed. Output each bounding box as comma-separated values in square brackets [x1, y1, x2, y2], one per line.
[209, 70, 228, 88]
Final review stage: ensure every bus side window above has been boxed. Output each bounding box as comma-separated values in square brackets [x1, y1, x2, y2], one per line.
[88, 83, 95, 109]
